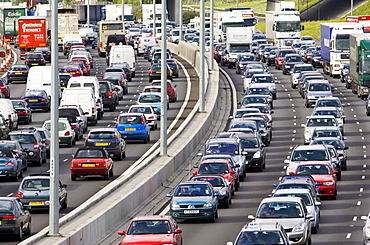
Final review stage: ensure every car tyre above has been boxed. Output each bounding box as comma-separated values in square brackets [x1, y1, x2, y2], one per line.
[103, 171, 109, 180]
[109, 167, 113, 177]
[25, 221, 31, 236]
[17, 225, 23, 241]
[71, 174, 76, 181]
[116, 151, 123, 161]
[239, 173, 245, 182]
[312, 222, 319, 234]
[224, 199, 230, 208]
[61, 196, 67, 209]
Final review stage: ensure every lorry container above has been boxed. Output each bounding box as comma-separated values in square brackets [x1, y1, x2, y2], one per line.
[0, 7, 27, 43]
[213, 11, 245, 43]
[320, 22, 363, 77]
[225, 27, 253, 68]
[18, 16, 48, 54]
[349, 33, 370, 98]
[226, 8, 258, 30]
[58, 13, 79, 52]
[346, 15, 370, 32]
[265, 10, 302, 48]
[75, 4, 105, 24]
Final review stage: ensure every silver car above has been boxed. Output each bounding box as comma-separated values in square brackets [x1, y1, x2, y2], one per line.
[361, 212, 370, 244]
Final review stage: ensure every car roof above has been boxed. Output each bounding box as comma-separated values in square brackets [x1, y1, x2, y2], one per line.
[311, 137, 343, 141]
[261, 196, 303, 204]
[308, 115, 336, 119]
[294, 144, 327, 150]
[179, 181, 210, 185]
[132, 215, 172, 221]
[200, 159, 229, 164]
[22, 174, 50, 180]
[274, 188, 312, 196]
[119, 113, 144, 117]
[207, 137, 239, 144]
[88, 128, 116, 132]
[242, 222, 284, 232]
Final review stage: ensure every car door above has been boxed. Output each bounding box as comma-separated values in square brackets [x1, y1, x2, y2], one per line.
[15, 199, 30, 230]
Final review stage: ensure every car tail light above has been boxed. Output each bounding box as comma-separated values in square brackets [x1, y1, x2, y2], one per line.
[65, 131, 70, 136]
[0, 87, 6, 91]
[2, 215, 16, 220]
[107, 91, 112, 99]
[21, 98, 25, 100]
[133, 62, 136, 67]
[16, 191, 23, 198]
[71, 125, 77, 128]
[148, 116, 154, 120]
[92, 108, 95, 114]
[45, 142, 50, 145]
[41, 98, 46, 102]
[167, 70, 170, 74]
[47, 52, 51, 56]
[8, 115, 11, 121]
[40, 59, 45, 62]
[18, 110, 27, 115]
[5, 162, 14, 166]
[99, 42, 103, 48]
[149, 70, 153, 74]
[25, 59, 29, 62]
[102, 75, 104, 78]
[34, 142, 39, 149]
[141, 116, 145, 125]
[114, 134, 118, 139]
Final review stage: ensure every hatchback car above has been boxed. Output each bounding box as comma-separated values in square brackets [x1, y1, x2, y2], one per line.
[250, 73, 277, 100]
[0, 149, 24, 181]
[63, 65, 83, 77]
[115, 113, 150, 143]
[151, 80, 177, 102]
[111, 63, 132, 81]
[304, 80, 332, 108]
[103, 74, 128, 95]
[85, 128, 126, 160]
[17, 174, 67, 211]
[282, 54, 304, 75]
[99, 81, 119, 112]
[290, 64, 315, 88]
[117, 215, 182, 245]
[148, 63, 173, 82]
[6, 64, 29, 83]
[42, 119, 76, 147]
[361, 212, 370, 245]
[167, 59, 179, 78]
[11, 100, 32, 124]
[167, 181, 218, 222]
[70, 147, 114, 181]
[58, 105, 88, 133]
[0, 78, 10, 98]
[20, 89, 50, 112]
[34, 47, 51, 62]
[59, 72, 72, 90]
[275, 48, 297, 70]
[128, 105, 158, 130]
[301, 115, 339, 144]
[248, 197, 312, 245]
[136, 92, 169, 114]
[25, 52, 46, 67]
[0, 197, 31, 241]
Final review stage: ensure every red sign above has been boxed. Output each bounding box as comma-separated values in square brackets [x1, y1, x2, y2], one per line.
[18, 17, 47, 48]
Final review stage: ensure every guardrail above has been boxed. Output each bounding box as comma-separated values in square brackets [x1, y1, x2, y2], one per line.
[20, 41, 220, 245]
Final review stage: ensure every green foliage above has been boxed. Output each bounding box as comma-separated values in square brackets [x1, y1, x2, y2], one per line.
[183, 11, 199, 22]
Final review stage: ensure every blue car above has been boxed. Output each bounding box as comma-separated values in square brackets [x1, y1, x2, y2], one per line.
[166, 181, 219, 222]
[115, 113, 150, 143]
[136, 92, 169, 115]
[21, 89, 50, 112]
[0, 148, 24, 181]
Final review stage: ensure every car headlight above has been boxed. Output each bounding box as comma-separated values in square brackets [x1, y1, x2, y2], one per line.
[307, 95, 316, 99]
[171, 201, 180, 208]
[285, 65, 291, 68]
[204, 201, 213, 207]
[253, 151, 261, 159]
[364, 88, 369, 93]
[322, 181, 334, 186]
[239, 64, 244, 68]
[219, 189, 227, 196]
[292, 222, 305, 232]
[314, 59, 319, 62]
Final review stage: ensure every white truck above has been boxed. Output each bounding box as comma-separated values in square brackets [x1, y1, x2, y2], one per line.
[214, 11, 245, 43]
[231, 9, 258, 31]
[321, 22, 363, 77]
[267, 0, 297, 11]
[225, 27, 253, 69]
[58, 13, 79, 52]
[265, 10, 302, 48]
[142, 4, 168, 29]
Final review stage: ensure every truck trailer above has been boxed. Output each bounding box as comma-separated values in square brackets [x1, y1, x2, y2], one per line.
[214, 11, 245, 43]
[18, 16, 48, 55]
[320, 22, 363, 77]
[225, 27, 253, 68]
[58, 13, 79, 52]
[349, 33, 370, 98]
[0, 7, 27, 43]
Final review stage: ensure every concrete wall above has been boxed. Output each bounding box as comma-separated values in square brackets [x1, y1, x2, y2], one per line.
[20, 41, 220, 245]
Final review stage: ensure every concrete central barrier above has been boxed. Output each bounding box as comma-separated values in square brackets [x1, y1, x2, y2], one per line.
[20, 41, 219, 245]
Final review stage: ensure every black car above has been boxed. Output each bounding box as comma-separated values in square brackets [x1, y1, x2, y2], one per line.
[25, 52, 46, 67]
[59, 72, 72, 90]
[85, 128, 126, 160]
[282, 54, 304, 75]
[167, 59, 179, 78]
[110, 63, 132, 82]
[235, 54, 257, 74]
[148, 63, 172, 82]
[84, 32, 97, 45]
[34, 47, 51, 62]
[58, 106, 88, 133]
[20, 89, 50, 112]
[236, 132, 266, 172]
[266, 49, 277, 66]
[6, 64, 29, 83]
[9, 128, 47, 166]
[99, 81, 119, 111]
[311, 51, 323, 68]
[11, 100, 32, 124]
[103, 74, 128, 95]
[91, 39, 97, 49]
[0, 140, 28, 171]
[0, 197, 31, 241]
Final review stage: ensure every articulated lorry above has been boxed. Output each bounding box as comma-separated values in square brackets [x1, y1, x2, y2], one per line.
[58, 13, 79, 52]
[265, 10, 302, 48]
[75, 4, 105, 24]
[320, 22, 363, 77]
[349, 33, 370, 98]
[0, 7, 27, 43]
[18, 16, 48, 55]
[225, 27, 253, 68]
[226, 8, 258, 31]
[214, 11, 245, 43]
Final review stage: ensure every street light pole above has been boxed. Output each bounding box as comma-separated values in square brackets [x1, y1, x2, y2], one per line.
[160, 0, 167, 156]
[199, 0, 205, 112]
[209, 0, 214, 70]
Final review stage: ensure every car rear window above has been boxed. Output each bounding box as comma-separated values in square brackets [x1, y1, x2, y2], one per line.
[119, 115, 142, 124]
[22, 178, 50, 190]
[89, 131, 115, 139]
[10, 134, 36, 144]
[139, 95, 161, 103]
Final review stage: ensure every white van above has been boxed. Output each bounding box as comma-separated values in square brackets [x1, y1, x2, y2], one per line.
[60, 87, 97, 125]
[108, 44, 136, 77]
[137, 36, 157, 56]
[66, 76, 103, 120]
[26, 66, 61, 99]
[0, 98, 18, 130]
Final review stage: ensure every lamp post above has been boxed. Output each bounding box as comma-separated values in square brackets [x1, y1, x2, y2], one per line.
[199, 0, 205, 112]
[209, 0, 214, 70]
[351, 0, 353, 16]
[160, 0, 167, 156]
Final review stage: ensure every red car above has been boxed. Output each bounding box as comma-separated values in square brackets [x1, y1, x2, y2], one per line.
[70, 57, 91, 75]
[63, 65, 83, 77]
[151, 80, 177, 102]
[274, 48, 296, 70]
[118, 215, 183, 245]
[192, 159, 236, 195]
[291, 161, 338, 199]
[70, 147, 114, 181]
[0, 78, 10, 98]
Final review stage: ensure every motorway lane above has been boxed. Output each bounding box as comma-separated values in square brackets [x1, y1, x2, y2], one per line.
[172, 62, 370, 244]
[0, 47, 191, 243]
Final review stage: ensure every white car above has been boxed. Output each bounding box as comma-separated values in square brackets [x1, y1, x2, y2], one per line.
[361, 212, 370, 244]
[128, 105, 158, 130]
[42, 118, 76, 147]
[241, 69, 265, 92]
[273, 189, 321, 234]
[248, 196, 312, 245]
[301, 115, 339, 144]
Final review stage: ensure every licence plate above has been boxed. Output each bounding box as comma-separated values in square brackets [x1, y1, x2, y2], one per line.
[32, 63, 38, 65]
[28, 99, 38, 102]
[90, 38, 94, 40]
[0, 221, 2, 225]
[70, 72, 75, 74]
[29, 201, 44, 205]
[82, 164, 95, 167]
[125, 128, 136, 131]
[184, 210, 199, 214]
[95, 142, 108, 146]
[156, 71, 161, 73]
[15, 72, 22, 74]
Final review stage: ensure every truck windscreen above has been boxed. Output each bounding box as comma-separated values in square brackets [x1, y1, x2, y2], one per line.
[276, 21, 300, 32]
[335, 34, 349, 51]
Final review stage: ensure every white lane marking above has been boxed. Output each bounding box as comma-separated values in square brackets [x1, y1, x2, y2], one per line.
[285, 89, 287, 91]
[283, 165, 287, 169]
[346, 233, 351, 239]
[353, 216, 357, 221]
[293, 122, 296, 126]
[357, 122, 360, 124]
[357, 201, 361, 206]
[293, 130, 296, 134]
[63, 159, 68, 162]
[362, 176, 366, 179]
[363, 146, 366, 149]
[287, 93, 290, 96]
[362, 137, 365, 140]
[107, 124, 111, 127]
[364, 155, 367, 159]
[360, 188, 363, 192]
[364, 165, 367, 168]
[351, 108, 354, 111]
[292, 138, 295, 141]
[289, 99, 292, 101]
[7, 193, 13, 197]
[291, 104, 294, 107]
[289, 147, 293, 150]
[354, 115, 357, 118]
[293, 116, 296, 118]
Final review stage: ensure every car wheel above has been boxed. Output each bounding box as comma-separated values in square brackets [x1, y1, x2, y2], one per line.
[342, 163, 347, 171]
[25, 221, 31, 235]
[103, 171, 109, 180]
[305, 235, 312, 245]
[209, 214, 216, 223]
[61, 196, 68, 209]
[42, 153, 47, 164]
[72, 137, 76, 146]
[143, 134, 149, 143]
[258, 165, 263, 172]
[12, 171, 19, 182]
[37, 157, 42, 166]
[224, 198, 230, 208]
[239, 173, 245, 182]
[17, 225, 23, 241]
[109, 167, 113, 177]
[312, 222, 319, 234]
[116, 151, 123, 161]
[109, 103, 115, 112]
[71, 174, 77, 181]
[235, 182, 239, 191]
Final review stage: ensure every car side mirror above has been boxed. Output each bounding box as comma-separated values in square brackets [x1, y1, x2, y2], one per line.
[344, 146, 349, 150]
[193, 165, 198, 168]
[166, 193, 173, 197]
[174, 228, 182, 234]
[62, 184, 67, 188]
[117, 230, 125, 235]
